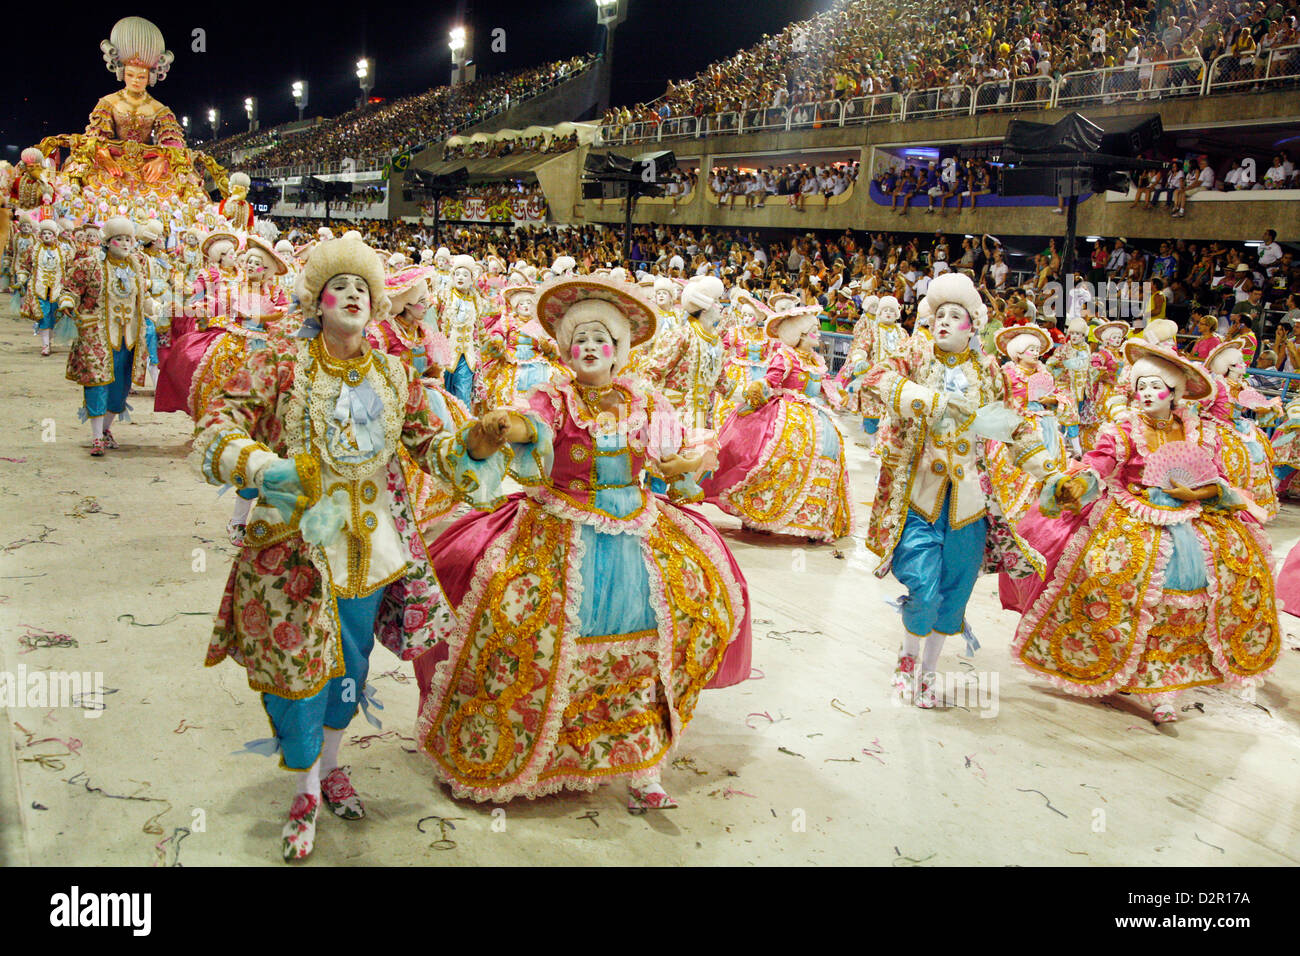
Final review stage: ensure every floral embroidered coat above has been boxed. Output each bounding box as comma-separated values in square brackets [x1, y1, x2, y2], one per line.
[59, 251, 152, 389]
[193, 335, 456, 699]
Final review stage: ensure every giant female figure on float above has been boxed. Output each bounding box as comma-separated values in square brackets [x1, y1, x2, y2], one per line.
[38, 18, 221, 224]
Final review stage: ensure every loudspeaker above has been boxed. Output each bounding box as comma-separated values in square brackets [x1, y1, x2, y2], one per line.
[1096, 114, 1163, 157]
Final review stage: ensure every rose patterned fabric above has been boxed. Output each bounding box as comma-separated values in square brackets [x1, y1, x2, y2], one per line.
[703, 342, 854, 541]
[61, 252, 149, 389]
[414, 377, 752, 801]
[195, 336, 455, 699]
[1011, 412, 1281, 696]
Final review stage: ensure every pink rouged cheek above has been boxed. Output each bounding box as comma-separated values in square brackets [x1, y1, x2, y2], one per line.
[1158, 389, 1170, 400]
[601, 344, 612, 357]
[321, 292, 337, 307]
[570, 345, 582, 359]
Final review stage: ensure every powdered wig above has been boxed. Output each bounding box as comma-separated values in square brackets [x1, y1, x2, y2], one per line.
[1206, 346, 1244, 378]
[101, 17, 173, 85]
[1006, 332, 1044, 360]
[553, 299, 633, 375]
[923, 272, 988, 331]
[296, 238, 391, 322]
[876, 295, 901, 321]
[1130, 356, 1189, 402]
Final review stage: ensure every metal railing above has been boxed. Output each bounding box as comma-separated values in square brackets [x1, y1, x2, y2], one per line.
[1206, 44, 1300, 94]
[1055, 56, 1206, 108]
[598, 50, 1300, 147]
[905, 84, 975, 120]
[843, 93, 903, 126]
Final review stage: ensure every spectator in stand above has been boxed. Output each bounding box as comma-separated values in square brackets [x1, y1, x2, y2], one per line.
[1264, 154, 1291, 189]
[1189, 309, 1222, 360]
[1172, 154, 1215, 217]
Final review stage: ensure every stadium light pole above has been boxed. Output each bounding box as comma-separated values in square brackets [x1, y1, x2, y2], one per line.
[595, 0, 628, 118]
[449, 27, 468, 87]
[181, 115, 190, 136]
[292, 81, 308, 122]
[244, 96, 259, 133]
[356, 58, 374, 109]
[207, 108, 220, 142]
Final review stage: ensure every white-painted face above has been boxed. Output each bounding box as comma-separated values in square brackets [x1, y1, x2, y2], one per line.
[1014, 342, 1042, 364]
[1101, 328, 1124, 347]
[1214, 349, 1246, 381]
[403, 289, 431, 321]
[319, 273, 371, 337]
[877, 302, 900, 324]
[1068, 330, 1087, 347]
[207, 239, 235, 268]
[107, 234, 136, 258]
[654, 289, 674, 309]
[696, 302, 721, 332]
[243, 248, 272, 283]
[488, 260, 502, 275]
[1135, 375, 1174, 414]
[513, 294, 537, 319]
[184, 233, 199, 248]
[452, 266, 474, 291]
[739, 304, 759, 323]
[435, 252, 451, 269]
[567, 320, 616, 383]
[933, 303, 973, 353]
[38, 226, 58, 243]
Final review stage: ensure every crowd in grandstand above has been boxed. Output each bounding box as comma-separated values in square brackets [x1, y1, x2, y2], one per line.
[441, 131, 580, 161]
[708, 160, 860, 209]
[601, 0, 1300, 133]
[208, 56, 595, 171]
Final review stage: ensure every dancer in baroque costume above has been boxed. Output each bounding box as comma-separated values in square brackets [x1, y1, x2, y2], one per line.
[17, 218, 74, 357]
[1080, 320, 1129, 450]
[1200, 339, 1279, 522]
[1010, 340, 1280, 723]
[368, 266, 471, 534]
[192, 237, 457, 860]
[703, 304, 853, 542]
[412, 274, 752, 809]
[434, 254, 492, 409]
[860, 272, 1060, 708]
[154, 230, 244, 415]
[59, 217, 151, 455]
[474, 282, 563, 413]
[844, 294, 908, 450]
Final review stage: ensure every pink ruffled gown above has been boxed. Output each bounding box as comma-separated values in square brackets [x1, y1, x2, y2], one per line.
[412, 377, 752, 802]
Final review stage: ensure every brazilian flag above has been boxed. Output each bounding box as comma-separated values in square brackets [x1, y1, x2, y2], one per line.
[389, 148, 412, 179]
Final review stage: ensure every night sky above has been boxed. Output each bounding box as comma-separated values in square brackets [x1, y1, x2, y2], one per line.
[2, 0, 826, 153]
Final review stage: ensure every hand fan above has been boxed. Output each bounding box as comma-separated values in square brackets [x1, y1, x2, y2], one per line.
[1027, 371, 1055, 401]
[1235, 387, 1270, 410]
[1140, 440, 1219, 491]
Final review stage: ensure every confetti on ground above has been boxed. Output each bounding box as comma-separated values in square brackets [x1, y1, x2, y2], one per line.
[1079, 784, 1107, 803]
[153, 827, 191, 867]
[891, 850, 937, 867]
[672, 756, 709, 776]
[4, 525, 59, 553]
[1194, 832, 1226, 854]
[1017, 787, 1068, 818]
[577, 810, 600, 828]
[65, 497, 120, 519]
[118, 611, 211, 628]
[825, 756, 859, 763]
[777, 746, 805, 759]
[748, 668, 765, 680]
[416, 815, 464, 850]
[963, 754, 987, 779]
[173, 720, 202, 734]
[17, 627, 78, 653]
